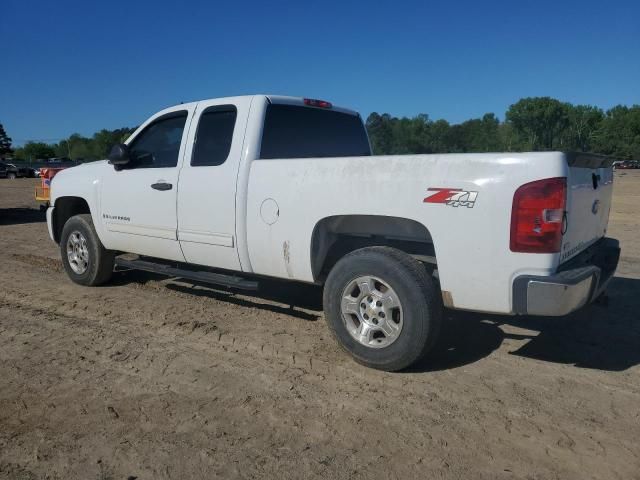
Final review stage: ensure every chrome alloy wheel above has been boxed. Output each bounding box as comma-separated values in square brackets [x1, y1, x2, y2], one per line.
[66, 230, 89, 274]
[340, 276, 403, 348]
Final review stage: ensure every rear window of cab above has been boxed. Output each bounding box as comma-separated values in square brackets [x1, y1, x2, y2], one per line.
[260, 104, 371, 159]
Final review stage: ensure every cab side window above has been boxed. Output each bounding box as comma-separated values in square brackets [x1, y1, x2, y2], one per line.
[191, 106, 237, 167]
[128, 112, 188, 169]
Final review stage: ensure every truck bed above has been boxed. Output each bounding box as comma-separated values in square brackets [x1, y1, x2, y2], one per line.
[245, 151, 614, 315]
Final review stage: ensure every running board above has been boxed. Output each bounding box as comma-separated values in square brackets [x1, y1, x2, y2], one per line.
[115, 257, 259, 291]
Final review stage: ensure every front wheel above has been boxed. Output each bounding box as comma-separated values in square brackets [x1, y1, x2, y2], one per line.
[323, 246, 442, 371]
[60, 214, 115, 286]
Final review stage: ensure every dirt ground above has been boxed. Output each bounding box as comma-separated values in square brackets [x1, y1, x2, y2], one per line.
[0, 173, 639, 480]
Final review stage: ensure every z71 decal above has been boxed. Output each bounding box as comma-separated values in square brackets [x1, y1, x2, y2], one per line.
[423, 188, 478, 208]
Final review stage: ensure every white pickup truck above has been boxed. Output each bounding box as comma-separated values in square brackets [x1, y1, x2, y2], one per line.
[47, 95, 620, 371]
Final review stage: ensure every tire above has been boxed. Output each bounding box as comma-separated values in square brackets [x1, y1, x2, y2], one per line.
[7, 172, 16, 179]
[60, 214, 115, 286]
[323, 246, 442, 371]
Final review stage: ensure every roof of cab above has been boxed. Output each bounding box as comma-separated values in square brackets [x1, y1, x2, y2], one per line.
[162, 95, 360, 117]
[263, 95, 359, 116]
[169, 95, 356, 116]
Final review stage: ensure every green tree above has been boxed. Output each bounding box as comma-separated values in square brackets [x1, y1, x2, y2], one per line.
[54, 140, 72, 159]
[428, 119, 451, 153]
[592, 105, 640, 159]
[365, 113, 394, 155]
[15, 142, 56, 161]
[505, 97, 570, 150]
[448, 113, 501, 152]
[497, 122, 521, 152]
[91, 128, 135, 158]
[392, 115, 431, 154]
[563, 104, 604, 152]
[54, 128, 135, 161]
[0, 123, 13, 157]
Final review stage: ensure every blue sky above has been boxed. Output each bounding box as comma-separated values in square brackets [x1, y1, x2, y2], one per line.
[2, 0, 639, 146]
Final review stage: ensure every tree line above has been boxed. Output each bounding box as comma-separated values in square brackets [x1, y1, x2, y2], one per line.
[1, 96, 639, 162]
[366, 97, 640, 159]
[2, 128, 135, 163]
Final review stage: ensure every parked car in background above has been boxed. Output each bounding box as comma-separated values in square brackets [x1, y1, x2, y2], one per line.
[616, 160, 640, 169]
[0, 162, 20, 179]
[16, 163, 36, 178]
[46, 157, 74, 165]
[0, 161, 39, 179]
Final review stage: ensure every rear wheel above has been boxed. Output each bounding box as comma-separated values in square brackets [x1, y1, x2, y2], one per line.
[60, 214, 115, 286]
[323, 246, 442, 371]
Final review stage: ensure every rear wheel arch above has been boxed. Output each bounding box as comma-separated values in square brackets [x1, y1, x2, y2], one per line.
[52, 196, 93, 244]
[310, 215, 438, 282]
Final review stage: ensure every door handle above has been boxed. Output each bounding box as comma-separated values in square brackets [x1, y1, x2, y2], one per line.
[151, 182, 172, 191]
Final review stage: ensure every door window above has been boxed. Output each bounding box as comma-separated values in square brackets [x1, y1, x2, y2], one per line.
[191, 106, 237, 167]
[128, 112, 188, 168]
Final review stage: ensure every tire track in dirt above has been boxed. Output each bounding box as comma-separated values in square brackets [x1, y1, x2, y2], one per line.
[2, 292, 638, 480]
[11, 253, 63, 272]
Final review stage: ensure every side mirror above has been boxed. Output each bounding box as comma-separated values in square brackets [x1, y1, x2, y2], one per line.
[108, 144, 131, 169]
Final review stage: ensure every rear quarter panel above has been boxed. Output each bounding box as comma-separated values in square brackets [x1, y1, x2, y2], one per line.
[246, 152, 568, 314]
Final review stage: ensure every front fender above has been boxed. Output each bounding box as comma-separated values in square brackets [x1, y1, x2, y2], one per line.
[49, 161, 108, 243]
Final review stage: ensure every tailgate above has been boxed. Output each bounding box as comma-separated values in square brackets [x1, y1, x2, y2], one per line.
[560, 153, 615, 263]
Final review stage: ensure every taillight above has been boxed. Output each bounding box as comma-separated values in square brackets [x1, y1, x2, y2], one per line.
[303, 98, 332, 108]
[510, 177, 567, 253]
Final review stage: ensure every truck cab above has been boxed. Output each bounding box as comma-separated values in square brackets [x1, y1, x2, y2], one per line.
[51, 96, 370, 269]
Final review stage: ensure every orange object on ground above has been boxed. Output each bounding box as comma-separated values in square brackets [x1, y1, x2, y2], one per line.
[35, 167, 65, 202]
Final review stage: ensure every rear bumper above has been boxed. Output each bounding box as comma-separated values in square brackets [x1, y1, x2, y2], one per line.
[513, 237, 620, 316]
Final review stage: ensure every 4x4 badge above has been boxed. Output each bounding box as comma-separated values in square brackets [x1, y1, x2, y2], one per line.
[424, 188, 478, 208]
